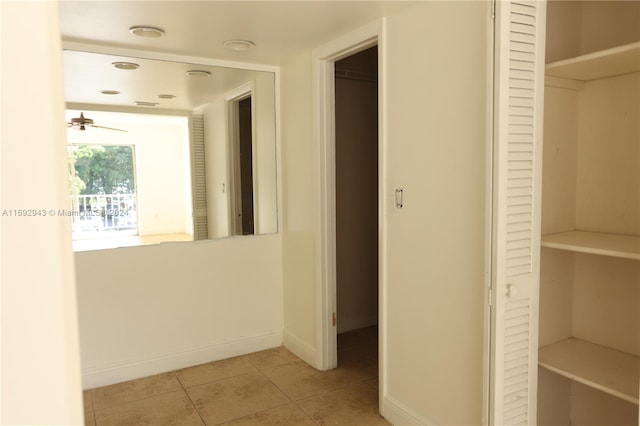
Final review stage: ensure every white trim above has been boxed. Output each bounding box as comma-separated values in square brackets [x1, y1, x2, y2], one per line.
[273, 70, 283, 236]
[81, 331, 283, 390]
[65, 102, 189, 118]
[224, 81, 255, 103]
[312, 19, 384, 376]
[225, 82, 256, 235]
[382, 395, 438, 426]
[378, 16, 389, 415]
[62, 41, 279, 74]
[282, 328, 317, 367]
[483, 2, 496, 425]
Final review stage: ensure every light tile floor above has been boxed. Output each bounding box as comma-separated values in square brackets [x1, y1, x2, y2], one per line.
[83, 326, 388, 425]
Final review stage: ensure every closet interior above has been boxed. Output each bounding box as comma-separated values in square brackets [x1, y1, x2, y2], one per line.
[538, 1, 640, 425]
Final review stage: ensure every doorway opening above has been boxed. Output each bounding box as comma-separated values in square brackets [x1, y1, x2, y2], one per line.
[334, 46, 379, 365]
[229, 93, 255, 236]
[237, 96, 255, 235]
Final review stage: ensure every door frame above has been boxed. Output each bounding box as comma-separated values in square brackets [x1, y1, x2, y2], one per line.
[225, 81, 257, 235]
[312, 18, 386, 385]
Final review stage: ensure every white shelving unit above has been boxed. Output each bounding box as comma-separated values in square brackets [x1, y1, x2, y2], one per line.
[539, 14, 640, 424]
[541, 231, 640, 260]
[539, 338, 640, 405]
[546, 41, 640, 81]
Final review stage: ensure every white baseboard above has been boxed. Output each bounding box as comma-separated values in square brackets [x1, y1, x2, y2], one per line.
[82, 332, 282, 389]
[383, 394, 436, 426]
[283, 328, 316, 367]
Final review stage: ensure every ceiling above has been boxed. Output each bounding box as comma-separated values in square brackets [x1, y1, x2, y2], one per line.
[58, 1, 416, 112]
[58, 1, 415, 64]
[63, 50, 271, 111]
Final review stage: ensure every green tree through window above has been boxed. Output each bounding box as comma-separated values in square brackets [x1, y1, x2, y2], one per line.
[68, 144, 138, 238]
[70, 145, 135, 195]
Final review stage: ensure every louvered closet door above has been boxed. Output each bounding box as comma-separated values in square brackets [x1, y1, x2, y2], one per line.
[489, 1, 546, 425]
[191, 115, 209, 240]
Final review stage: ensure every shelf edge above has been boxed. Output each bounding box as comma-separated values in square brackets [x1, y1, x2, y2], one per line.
[539, 362, 639, 405]
[540, 241, 640, 260]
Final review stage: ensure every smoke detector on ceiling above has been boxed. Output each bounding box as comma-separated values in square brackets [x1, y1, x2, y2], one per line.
[223, 40, 255, 51]
[129, 25, 165, 38]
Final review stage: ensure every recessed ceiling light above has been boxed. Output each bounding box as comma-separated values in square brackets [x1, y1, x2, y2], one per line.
[223, 39, 255, 51]
[100, 90, 120, 95]
[157, 94, 176, 99]
[186, 70, 211, 77]
[134, 101, 159, 107]
[113, 61, 140, 70]
[129, 25, 165, 38]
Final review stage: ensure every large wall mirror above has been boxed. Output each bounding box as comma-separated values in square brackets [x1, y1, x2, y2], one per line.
[63, 50, 277, 250]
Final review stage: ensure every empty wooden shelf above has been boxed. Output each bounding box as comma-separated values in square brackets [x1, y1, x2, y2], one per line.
[541, 231, 640, 260]
[539, 338, 640, 405]
[546, 41, 640, 81]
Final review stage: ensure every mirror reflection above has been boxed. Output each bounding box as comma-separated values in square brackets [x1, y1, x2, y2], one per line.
[63, 50, 277, 250]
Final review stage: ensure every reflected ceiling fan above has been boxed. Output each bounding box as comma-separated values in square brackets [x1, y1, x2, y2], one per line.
[67, 112, 127, 132]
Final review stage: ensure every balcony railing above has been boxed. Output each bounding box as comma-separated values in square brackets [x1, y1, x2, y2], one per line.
[70, 193, 137, 239]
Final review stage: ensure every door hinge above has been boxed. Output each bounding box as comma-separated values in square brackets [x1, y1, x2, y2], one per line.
[332, 312, 337, 327]
[488, 288, 493, 306]
[491, 0, 496, 19]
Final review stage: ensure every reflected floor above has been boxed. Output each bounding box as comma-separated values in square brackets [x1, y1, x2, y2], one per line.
[83, 326, 385, 425]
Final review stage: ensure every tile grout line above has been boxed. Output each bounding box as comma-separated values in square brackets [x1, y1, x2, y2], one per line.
[172, 370, 208, 426]
[253, 359, 377, 424]
[212, 402, 294, 426]
[177, 367, 261, 390]
[251, 360, 321, 425]
[88, 391, 97, 426]
[177, 353, 303, 425]
[89, 387, 183, 413]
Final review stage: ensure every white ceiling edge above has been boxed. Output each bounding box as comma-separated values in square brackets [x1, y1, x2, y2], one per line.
[66, 109, 190, 127]
[62, 40, 280, 74]
[66, 102, 191, 119]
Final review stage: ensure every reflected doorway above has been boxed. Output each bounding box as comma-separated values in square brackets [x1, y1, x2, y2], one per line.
[238, 97, 255, 235]
[230, 95, 255, 235]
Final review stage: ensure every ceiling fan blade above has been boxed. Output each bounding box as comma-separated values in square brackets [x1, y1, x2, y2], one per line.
[91, 125, 128, 132]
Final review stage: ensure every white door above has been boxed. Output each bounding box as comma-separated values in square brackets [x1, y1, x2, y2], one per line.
[489, 1, 546, 424]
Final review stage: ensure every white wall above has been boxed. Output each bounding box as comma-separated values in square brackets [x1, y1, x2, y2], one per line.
[67, 113, 192, 237]
[281, 2, 489, 424]
[254, 73, 278, 235]
[281, 50, 318, 363]
[72, 92, 282, 390]
[75, 234, 283, 389]
[202, 99, 230, 238]
[201, 73, 277, 238]
[545, 0, 640, 64]
[383, 3, 488, 424]
[1, 1, 84, 424]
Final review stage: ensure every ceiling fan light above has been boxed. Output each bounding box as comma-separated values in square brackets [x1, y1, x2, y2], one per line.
[113, 61, 140, 70]
[186, 70, 211, 77]
[129, 25, 165, 38]
[223, 39, 255, 51]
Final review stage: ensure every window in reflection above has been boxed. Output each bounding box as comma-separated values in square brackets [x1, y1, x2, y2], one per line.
[68, 144, 138, 238]
[66, 110, 193, 251]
